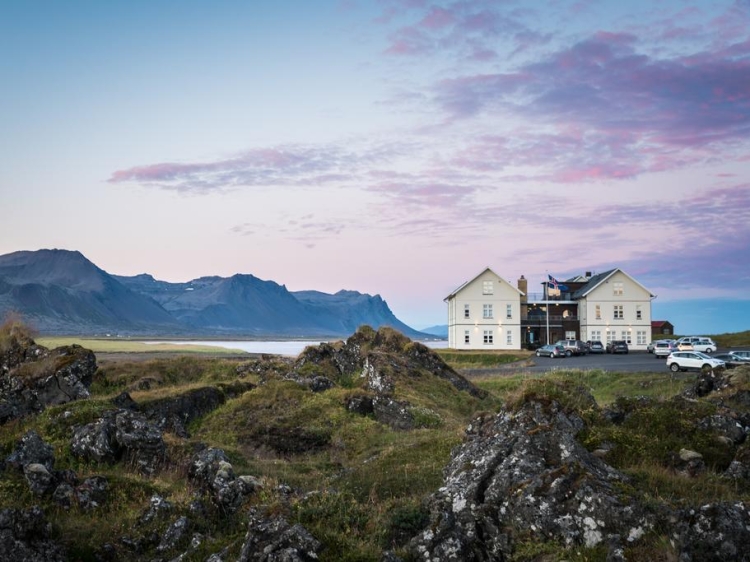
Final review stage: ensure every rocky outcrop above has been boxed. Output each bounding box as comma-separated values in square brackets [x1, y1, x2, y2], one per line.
[0, 506, 66, 562]
[0, 337, 96, 424]
[238, 507, 322, 562]
[410, 397, 649, 560]
[71, 409, 166, 474]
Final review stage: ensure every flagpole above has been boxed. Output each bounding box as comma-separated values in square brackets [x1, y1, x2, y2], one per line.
[545, 274, 550, 345]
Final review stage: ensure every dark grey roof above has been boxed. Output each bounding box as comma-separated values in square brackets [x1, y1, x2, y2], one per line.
[571, 269, 617, 299]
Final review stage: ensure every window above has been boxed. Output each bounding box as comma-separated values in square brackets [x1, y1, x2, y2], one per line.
[506, 330, 512, 345]
[464, 330, 470, 344]
[590, 330, 601, 341]
[483, 330, 494, 344]
[637, 331, 647, 345]
[614, 305, 623, 319]
[623, 330, 631, 344]
[506, 304, 512, 319]
[595, 305, 601, 320]
[464, 304, 470, 319]
[565, 331, 576, 339]
[606, 331, 614, 344]
[483, 280, 493, 295]
[636, 305, 642, 320]
[613, 282, 623, 296]
[483, 304, 493, 319]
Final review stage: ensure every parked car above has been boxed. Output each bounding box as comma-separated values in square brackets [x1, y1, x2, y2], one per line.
[555, 339, 588, 357]
[675, 337, 716, 353]
[647, 341, 656, 353]
[588, 341, 605, 354]
[666, 351, 726, 373]
[653, 340, 677, 358]
[730, 350, 750, 360]
[606, 340, 629, 354]
[536, 344, 566, 358]
[713, 353, 748, 369]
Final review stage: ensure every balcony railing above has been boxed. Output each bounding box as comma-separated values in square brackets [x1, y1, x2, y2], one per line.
[524, 292, 575, 302]
[522, 315, 579, 323]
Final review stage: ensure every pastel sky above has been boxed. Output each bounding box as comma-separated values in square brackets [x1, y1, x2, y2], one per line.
[2, 0, 749, 335]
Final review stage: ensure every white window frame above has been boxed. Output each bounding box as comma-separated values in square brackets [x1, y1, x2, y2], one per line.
[636, 305, 642, 320]
[623, 330, 631, 344]
[483, 280, 493, 295]
[483, 330, 494, 344]
[613, 282, 623, 296]
[506, 304, 512, 319]
[595, 305, 601, 320]
[565, 331, 576, 340]
[464, 304, 470, 319]
[590, 330, 601, 341]
[506, 330, 512, 345]
[483, 304, 493, 319]
[637, 331, 646, 345]
[606, 330, 614, 344]
[464, 330, 470, 344]
[614, 305, 623, 319]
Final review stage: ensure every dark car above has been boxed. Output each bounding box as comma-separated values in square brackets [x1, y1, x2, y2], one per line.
[536, 344, 566, 358]
[606, 340, 629, 354]
[714, 353, 750, 369]
[555, 339, 588, 357]
[588, 341, 604, 354]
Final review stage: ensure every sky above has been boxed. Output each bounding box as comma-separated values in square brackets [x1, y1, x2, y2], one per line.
[1, 0, 749, 335]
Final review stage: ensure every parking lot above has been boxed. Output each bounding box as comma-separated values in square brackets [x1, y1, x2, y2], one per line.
[523, 349, 738, 374]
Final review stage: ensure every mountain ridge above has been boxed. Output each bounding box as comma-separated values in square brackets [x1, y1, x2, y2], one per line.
[0, 249, 428, 338]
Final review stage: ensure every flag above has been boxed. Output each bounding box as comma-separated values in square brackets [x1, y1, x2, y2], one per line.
[548, 275, 569, 291]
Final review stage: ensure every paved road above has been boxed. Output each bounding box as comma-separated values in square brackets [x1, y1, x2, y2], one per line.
[527, 351, 672, 373]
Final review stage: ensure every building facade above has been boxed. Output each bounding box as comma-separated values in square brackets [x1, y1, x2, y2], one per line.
[446, 268, 655, 351]
[444, 268, 523, 350]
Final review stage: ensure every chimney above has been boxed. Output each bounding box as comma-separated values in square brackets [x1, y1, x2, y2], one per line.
[517, 275, 528, 302]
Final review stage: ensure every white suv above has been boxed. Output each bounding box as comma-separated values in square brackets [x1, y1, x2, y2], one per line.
[666, 351, 725, 373]
[675, 336, 716, 353]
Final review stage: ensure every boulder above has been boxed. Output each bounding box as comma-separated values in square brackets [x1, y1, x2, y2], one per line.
[23, 463, 55, 495]
[0, 506, 66, 562]
[672, 503, 750, 561]
[238, 507, 322, 562]
[5, 430, 55, 471]
[188, 448, 262, 515]
[0, 342, 96, 424]
[409, 399, 651, 560]
[71, 409, 166, 474]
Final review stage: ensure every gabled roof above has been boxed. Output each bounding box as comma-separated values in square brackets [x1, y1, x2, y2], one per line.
[571, 268, 655, 299]
[651, 320, 673, 327]
[444, 267, 524, 301]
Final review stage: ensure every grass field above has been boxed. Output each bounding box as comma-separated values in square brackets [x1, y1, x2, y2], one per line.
[35, 337, 249, 354]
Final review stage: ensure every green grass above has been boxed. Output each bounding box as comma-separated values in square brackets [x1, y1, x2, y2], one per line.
[5, 324, 750, 560]
[435, 348, 532, 369]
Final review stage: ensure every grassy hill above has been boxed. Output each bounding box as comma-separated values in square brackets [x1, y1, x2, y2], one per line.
[2, 324, 750, 560]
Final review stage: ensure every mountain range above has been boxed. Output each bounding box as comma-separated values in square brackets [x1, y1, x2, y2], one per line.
[0, 249, 428, 338]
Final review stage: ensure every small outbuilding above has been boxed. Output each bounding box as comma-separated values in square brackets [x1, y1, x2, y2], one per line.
[652, 320, 674, 336]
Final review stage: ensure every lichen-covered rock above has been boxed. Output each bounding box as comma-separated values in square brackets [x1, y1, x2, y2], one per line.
[372, 396, 415, 430]
[71, 409, 166, 474]
[238, 507, 322, 562]
[140, 386, 227, 437]
[188, 447, 262, 514]
[409, 399, 650, 560]
[672, 503, 750, 561]
[156, 515, 190, 553]
[0, 342, 96, 424]
[5, 430, 55, 471]
[0, 506, 66, 562]
[23, 463, 55, 495]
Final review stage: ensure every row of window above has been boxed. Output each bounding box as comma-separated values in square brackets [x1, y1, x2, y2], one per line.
[588, 330, 648, 345]
[464, 303, 513, 320]
[594, 304, 643, 321]
[464, 329, 513, 345]
[484, 280, 625, 297]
